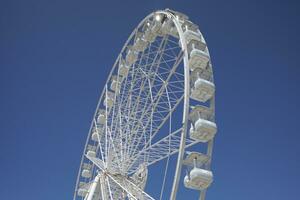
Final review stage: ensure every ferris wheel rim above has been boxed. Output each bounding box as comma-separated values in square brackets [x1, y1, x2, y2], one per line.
[73, 9, 215, 200]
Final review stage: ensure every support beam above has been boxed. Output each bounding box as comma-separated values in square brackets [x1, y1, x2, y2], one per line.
[100, 173, 108, 200]
[84, 174, 100, 200]
[86, 156, 154, 200]
[199, 190, 206, 200]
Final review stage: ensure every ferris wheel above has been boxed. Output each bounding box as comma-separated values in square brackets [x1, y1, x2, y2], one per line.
[73, 9, 217, 200]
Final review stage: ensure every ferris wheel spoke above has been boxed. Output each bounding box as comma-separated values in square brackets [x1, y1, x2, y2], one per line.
[108, 36, 171, 162]
[86, 155, 105, 172]
[122, 36, 168, 116]
[125, 52, 184, 158]
[104, 176, 115, 200]
[127, 127, 199, 174]
[107, 173, 154, 200]
[109, 75, 147, 153]
[128, 128, 183, 172]
[106, 129, 124, 170]
[126, 92, 184, 163]
[130, 52, 183, 133]
[142, 42, 180, 58]
[118, 37, 169, 129]
[119, 36, 168, 113]
[93, 119, 105, 161]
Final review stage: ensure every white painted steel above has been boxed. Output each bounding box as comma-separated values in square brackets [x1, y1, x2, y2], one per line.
[184, 168, 213, 190]
[84, 175, 100, 200]
[74, 9, 216, 200]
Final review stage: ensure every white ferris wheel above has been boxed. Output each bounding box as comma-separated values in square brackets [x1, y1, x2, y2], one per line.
[73, 9, 217, 200]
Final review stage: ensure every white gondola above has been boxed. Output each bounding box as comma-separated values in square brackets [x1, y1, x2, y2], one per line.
[188, 40, 209, 71]
[190, 69, 215, 102]
[125, 46, 139, 66]
[160, 19, 171, 35]
[118, 58, 130, 77]
[81, 169, 91, 178]
[152, 14, 163, 33]
[133, 32, 148, 52]
[78, 181, 90, 197]
[82, 163, 92, 170]
[77, 188, 88, 197]
[110, 75, 121, 92]
[87, 144, 96, 151]
[91, 131, 100, 142]
[87, 150, 96, 158]
[78, 182, 87, 189]
[79, 182, 85, 187]
[104, 91, 115, 108]
[97, 109, 106, 124]
[184, 167, 213, 190]
[86, 145, 96, 158]
[189, 49, 209, 71]
[166, 8, 189, 22]
[189, 106, 217, 142]
[143, 24, 157, 43]
[183, 152, 209, 167]
[81, 164, 92, 178]
[91, 126, 104, 141]
[182, 20, 202, 43]
[191, 78, 215, 102]
[160, 19, 178, 38]
[184, 152, 213, 190]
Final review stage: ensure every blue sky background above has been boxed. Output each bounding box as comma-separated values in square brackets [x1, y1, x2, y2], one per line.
[1, 0, 300, 199]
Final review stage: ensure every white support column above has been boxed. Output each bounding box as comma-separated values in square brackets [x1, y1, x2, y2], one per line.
[199, 190, 206, 200]
[85, 174, 100, 200]
[100, 173, 108, 200]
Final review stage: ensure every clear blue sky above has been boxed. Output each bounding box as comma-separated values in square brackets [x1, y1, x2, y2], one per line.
[1, 0, 300, 199]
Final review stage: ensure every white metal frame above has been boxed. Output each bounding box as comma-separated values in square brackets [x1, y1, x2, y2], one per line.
[73, 9, 216, 200]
